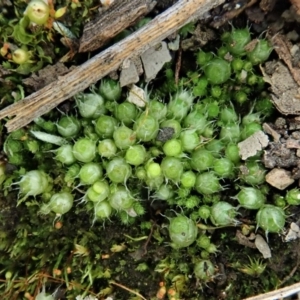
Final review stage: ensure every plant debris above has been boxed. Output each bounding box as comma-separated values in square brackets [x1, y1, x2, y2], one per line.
[263, 116, 300, 189]
[255, 234, 271, 259]
[22, 62, 75, 91]
[260, 61, 300, 115]
[140, 41, 172, 81]
[265, 168, 295, 190]
[285, 222, 300, 242]
[119, 58, 140, 86]
[181, 24, 216, 51]
[78, 0, 157, 52]
[238, 130, 269, 160]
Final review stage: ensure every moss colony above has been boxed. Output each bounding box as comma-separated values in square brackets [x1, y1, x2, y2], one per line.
[1, 16, 299, 300]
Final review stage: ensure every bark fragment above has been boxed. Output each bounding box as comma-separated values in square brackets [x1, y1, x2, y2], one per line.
[265, 168, 295, 190]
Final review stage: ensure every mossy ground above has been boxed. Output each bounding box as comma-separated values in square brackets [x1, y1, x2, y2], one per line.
[1, 188, 300, 299]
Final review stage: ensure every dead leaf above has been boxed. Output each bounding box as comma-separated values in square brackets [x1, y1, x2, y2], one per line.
[141, 41, 172, 82]
[269, 34, 300, 86]
[255, 234, 271, 259]
[128, 84, 147, 107]
[119, 59, 140, 87]
[261, 61, 300, 115]
[265, 168, 295, 190]
[238, 131, 269, 160]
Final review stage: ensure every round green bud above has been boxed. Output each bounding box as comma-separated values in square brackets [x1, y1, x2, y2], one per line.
[94, 201, 112, 220]
[235, 187, 265, 210]
[191, 149, 215, 171]
[169, 215, 198, 248]
[163, 139, 182, 157]
[198, 205, 211, 221]
[146, 161, 162, 179]
[210, 201, 237, 226]
[180, 171, 196, 188]
[161, 157, 183, 182]
[125, 145, 146, 166]
[256, 205, 285, 233]
[286, 188, 300, 205]
[56, 116, 81, 138]
[195, 172, 221, 195]
[25, 0, 50, 25]
[73, 138, 96, 163]
[204, 58, 231, 85]
[184, 195, 200, 209]
[98, 139, 117, 158]
[234, 91, 247, 104]
[226, 28, 251, 56]
[213, 158, 234, 178]
[231, 58, 244, 72]
[114, 101, 138, 126]
[196, 50, 213, 66]
[99, 78, 121, 101]
[197, 234, 211, 249]
[12, 48, 30, 64]
[247, 39, 272, 65]
[194, 260, 215, 281]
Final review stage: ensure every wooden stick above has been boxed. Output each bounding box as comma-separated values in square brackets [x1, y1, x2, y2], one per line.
[79, 0, 157, 52]
[0, 0, 225, 132]
[243, 282, 300, 300]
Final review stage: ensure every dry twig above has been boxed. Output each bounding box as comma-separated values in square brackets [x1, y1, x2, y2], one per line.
[79, 0, 157, 52]
[243, 282, 300, 300]
[109, 281, 147, 300]
[174, 45, 182, 86]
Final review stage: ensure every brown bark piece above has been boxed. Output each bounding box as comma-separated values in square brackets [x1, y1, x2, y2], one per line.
[262, 123, 281, 142]
[245, 6, 265, 23]
[265, 168, 295, 190]
[181, 24, 216, 51]
[290, 0, 300, 15]
[0, 65, 12, 77]
[235, 230, 256, 249]
[79, 0, 157, 53]
[286, 138, 300, 149]
[259, 0, 277, 12]
[0, 0, 226, 132]
[288, 117, 300, 130]
[22, 62, 74, 91]
[210, 0, 258, 28]
[269, 33, 300, 86]
[260, 61, 300, 115]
